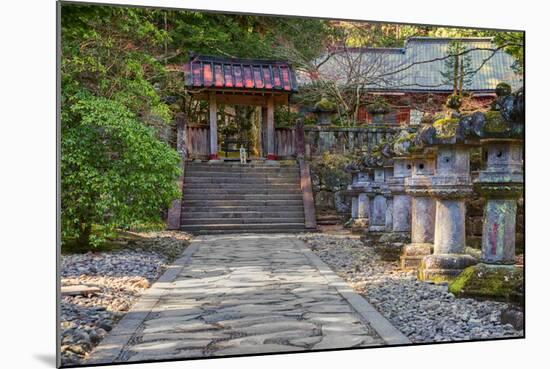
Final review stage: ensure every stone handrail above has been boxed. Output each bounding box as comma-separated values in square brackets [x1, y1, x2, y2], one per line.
[299, 159, 317, 230]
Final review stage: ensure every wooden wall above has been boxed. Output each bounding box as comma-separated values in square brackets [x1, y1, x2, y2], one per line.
[186, 125, 210, 159]
[274, 127, 296, 159]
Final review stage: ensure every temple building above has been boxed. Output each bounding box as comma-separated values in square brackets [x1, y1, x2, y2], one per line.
[298, 37, 523, 125]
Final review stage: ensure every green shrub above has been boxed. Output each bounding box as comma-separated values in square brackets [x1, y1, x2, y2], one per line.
[310, 152, 354, 190]
[61, 95, 181, 248]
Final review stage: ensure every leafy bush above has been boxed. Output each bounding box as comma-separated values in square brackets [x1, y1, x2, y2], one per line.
[61, 95, 181, 247]
[310, 152, 354, 191]
[366, 98, 392, 115]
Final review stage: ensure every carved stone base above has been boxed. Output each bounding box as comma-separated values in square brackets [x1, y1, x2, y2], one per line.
[418, 253, 477, 283]
[369, 225, 386, 232]
[360, 231, 384, 247]
[374, 243, 405, 262]
[350, 219, 368, 234]
[400, 243, 432, 270]
[379, 232, 410, 244]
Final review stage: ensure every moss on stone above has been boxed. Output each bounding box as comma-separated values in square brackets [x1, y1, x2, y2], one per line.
[446, 94, 462, 109]
[448, 263, 523, 301]
[496, 82, 512, 97]
[314, 97, 336, 112]
[428, 275, 453, 284]
[432, 118, 459, 138]
[395, 131, 416, 144]
[483, 111, 509, 133]
[366, 99, 392, 115]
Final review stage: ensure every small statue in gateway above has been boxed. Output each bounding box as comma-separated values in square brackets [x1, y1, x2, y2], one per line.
[239, 145, 247, 164]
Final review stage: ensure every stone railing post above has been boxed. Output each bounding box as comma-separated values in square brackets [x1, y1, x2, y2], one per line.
[418, 145, 476, 281]
[400, 150, 436, 269]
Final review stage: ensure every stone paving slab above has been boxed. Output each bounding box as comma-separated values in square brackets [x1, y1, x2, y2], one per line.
[86, 233, 408, 364]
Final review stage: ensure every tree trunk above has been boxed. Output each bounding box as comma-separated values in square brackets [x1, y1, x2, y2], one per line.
[458, 59, 464, 95]
[77, 222, 92, 247]
[453, 54, 459, 95]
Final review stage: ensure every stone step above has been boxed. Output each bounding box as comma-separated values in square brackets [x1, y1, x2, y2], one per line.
[186, 166, 299, 173]
[185, 177, 298, 184]
[180, 223, 307, 234]
[185, 171, 300, 179]
[182, 205, 305, 213]
[183, 183, 300, 190]
[181, 211, 305, 219]
[181, 161, 306, 232]
[180, 217, 305, 225]
[187, 162, 298, 169]
[316, 214, 344, 225]
[184, 228, 309, 235]
[182, 199, 304, 207]
[183, 188, 302, 195]
[183, 193, 304, 201]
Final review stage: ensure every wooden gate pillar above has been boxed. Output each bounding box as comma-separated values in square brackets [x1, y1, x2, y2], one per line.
[209, 92, 219, 160]
[266, 95, 276, 160]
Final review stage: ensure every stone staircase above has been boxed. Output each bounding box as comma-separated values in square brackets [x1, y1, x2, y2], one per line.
[180, 161, 307, 234]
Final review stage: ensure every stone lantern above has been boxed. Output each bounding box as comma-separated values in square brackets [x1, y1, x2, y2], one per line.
[366, 166, 391, 233]
[344, 164, 370, 232]
[371, 130, 414, 261]
[448, 88, 524, 299]
[416, 120, 477, 282]
[356, 140, 394, 238]
[388, 157, 413, 238]
[477, 138, 523, 264]
[313, 98, 337, 126]
[401, 148, 436, 270]
[354, 170, 371, 230]
[366, 99, 393, 125]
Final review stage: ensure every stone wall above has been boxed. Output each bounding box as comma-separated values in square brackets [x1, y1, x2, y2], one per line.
[306, 125, 404, 217]
[304, 125, 400, 158]
[309, 153, 353, 216]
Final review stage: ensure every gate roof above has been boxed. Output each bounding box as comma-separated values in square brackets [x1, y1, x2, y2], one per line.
[183, 53, 298, 93]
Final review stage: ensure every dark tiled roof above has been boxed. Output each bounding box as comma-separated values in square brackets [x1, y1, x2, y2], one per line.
[300, 37, 523, 93]
[183, 54, 298, 93]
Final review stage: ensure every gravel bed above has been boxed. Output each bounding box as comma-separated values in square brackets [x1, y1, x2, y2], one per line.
[60, 231, 192, 365]
[298, 233, 523, 343]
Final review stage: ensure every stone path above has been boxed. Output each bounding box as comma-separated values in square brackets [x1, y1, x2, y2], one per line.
[87, 234, 408, 364]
